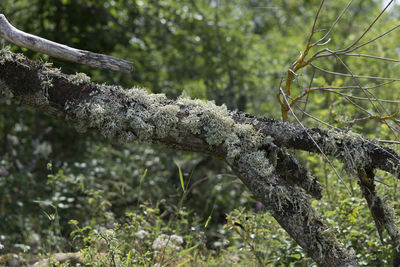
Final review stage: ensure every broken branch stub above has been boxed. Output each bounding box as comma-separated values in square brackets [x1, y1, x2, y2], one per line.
[0, 14, 133, 72]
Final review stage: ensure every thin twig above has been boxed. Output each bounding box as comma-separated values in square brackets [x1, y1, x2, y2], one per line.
[301, 69, 315, 121]
[310, 81, 397, 91]
[310, 63, 400, 81]
[314, 24, 400, 60]
[312, 0, 354, 46]
[346, 24, 400, 54]
[338, 0, 394, 53]
[308, 0, 325, 44]
[377, 139, 400, 145]
[294, 104, 341, 130]
[316, 89, 400, 103]
[279, 87, 351, 194]
[337, 53, 400, 63]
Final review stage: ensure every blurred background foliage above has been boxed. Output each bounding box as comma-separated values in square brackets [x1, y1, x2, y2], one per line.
[1, 0, 400, 265]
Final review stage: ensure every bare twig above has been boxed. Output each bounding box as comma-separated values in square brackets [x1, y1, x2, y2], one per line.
[279, 87, 352, 194]
[338, 0, 394, 53]
[312, 0, 354, 46]
[307, 0, 325, 45]
[310, 63, 400, 81]
[309, 81, 396, 91]
[315, 89, 400, 103]
[333, 53, 400, 63]
[0, 14, 133, 72]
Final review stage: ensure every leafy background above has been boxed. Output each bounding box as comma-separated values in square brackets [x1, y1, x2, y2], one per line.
[0, 0, 400, 265]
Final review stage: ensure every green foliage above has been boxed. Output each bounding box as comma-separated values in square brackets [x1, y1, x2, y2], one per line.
[68, 203, 204, 266]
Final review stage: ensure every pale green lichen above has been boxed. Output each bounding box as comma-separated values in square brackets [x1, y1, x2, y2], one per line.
[381, 198, 400, 240]
[68, 86, 173, 143]
[181, 112, 202, 135]
[153, 104, 179, 138]
[177, 96, 233, 145]
[68, 72, 91, 85]
[224, 133, 242, 161]
[87, 103, 106, 128]
[39, 74, 52, 104]
[0, 47, 26, 65]
[67, 86, 279, 187]
[321, 130, 371, 174]
[234, 123, 263, 147]
[268, 185, 311, 215]
[243, 151, 274, 178]
[223, 125, 268, 163]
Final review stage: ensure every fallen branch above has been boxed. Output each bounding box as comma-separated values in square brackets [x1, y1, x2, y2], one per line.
[0, 49, 361, 266]
[0, 14, 133, 72]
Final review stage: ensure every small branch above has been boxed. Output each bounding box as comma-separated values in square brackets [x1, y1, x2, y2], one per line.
[338, 53, 400, 64]
[346, 111, 399, 128]
[310, 63, 400, 81]
[311, 88, 400, 103]
[307, 0, 325, 45]
[306, 81, 397, 91]
[312, 0, 353, 46]
[0, 14, 133, 72]
[357, 168, 400, 265]
[338, 0, 395, 53]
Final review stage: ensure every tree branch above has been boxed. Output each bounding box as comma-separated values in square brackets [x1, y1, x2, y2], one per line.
[0, 49, 363, 266]
[357, 168, 400, 264]
[0, 14, 133, 72]
[233, 113, 400, 178]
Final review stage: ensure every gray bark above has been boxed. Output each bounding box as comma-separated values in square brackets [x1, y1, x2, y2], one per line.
[0, 14, 133, 72]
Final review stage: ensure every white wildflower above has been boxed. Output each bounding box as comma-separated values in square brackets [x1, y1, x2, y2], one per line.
[170, 235, 183, 245]
[152, 234, 182, 251]
[135, 230, 150, 239]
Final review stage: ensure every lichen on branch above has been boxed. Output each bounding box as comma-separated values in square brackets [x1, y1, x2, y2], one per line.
[7, 49, 400, 266]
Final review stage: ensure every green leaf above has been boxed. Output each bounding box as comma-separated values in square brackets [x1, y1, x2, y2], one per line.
[68, 219, 79, 225]
[140, 169, 147, 184]
[205, 200, 217, 228]
[174, 160, 185, 193]
[205, 215, 212, 228]
[163, 244, 199, 265]
[126, 250, 132, 265]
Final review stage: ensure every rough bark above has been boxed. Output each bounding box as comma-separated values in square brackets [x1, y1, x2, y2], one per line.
[357, 168, 400, 264]
[4, 49, 400, 266]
